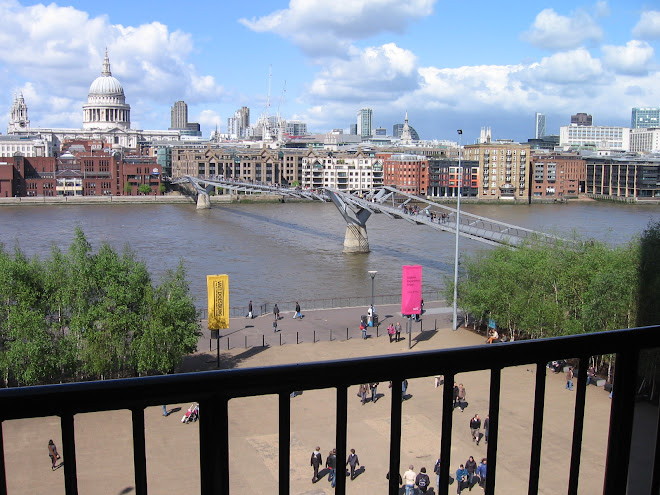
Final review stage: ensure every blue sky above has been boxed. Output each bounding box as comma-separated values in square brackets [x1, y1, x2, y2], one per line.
[1, 0, 660, 143]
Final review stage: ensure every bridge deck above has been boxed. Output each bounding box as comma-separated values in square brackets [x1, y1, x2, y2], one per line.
[172, 177, 565, 247]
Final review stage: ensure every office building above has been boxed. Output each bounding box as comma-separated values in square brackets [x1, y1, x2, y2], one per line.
[535, 113, 546, 139]
[571, 113, 593, 126]
[357, 109, 373, 139]
[559, 125, 630, 151]
[171, 101, 188, 129]
[631, 107, 660, 129]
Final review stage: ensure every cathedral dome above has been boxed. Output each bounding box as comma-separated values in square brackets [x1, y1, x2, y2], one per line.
[89, 74, 124, 96]
[88, 50, 124, 96]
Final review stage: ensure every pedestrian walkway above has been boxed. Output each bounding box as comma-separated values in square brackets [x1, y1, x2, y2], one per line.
[197, 301, 454, 358]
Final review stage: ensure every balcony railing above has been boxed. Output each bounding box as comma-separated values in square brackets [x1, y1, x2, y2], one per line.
[0, 326, 658, 495]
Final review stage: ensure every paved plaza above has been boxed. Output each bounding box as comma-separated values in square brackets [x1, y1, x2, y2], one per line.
[4, 302, 620, 494]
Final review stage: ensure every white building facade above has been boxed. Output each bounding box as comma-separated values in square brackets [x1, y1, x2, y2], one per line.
[630, 127, 660, 153]
[559, 125, 630, 151]
[301, 151, 383, 190]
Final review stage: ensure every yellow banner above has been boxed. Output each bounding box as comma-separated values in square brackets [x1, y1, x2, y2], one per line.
[207, 274, 229, 330]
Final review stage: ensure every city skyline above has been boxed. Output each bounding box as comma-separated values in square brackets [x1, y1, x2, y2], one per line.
[1, 1, 660, 143]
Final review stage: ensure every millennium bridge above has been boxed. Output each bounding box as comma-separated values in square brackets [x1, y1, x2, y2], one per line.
[172, 176, 566, 252]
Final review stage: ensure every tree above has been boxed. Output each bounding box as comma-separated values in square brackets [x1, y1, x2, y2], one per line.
[124, 182, 132, 194]
[138, 184, 152, 195]
[0, 228, 201, 385]
[158, 183, 166, 194]
[133, 261, 200, 375]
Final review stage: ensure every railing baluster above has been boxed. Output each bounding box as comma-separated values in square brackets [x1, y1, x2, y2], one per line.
[60, 412, 79, 495]
[335, 385, 348, 495]
[0, 422, 6, 495]
[439, 372, 455, 495]
[388, 379, 403, 495]
[652, 402, 660, 494]
[131, 407, 147, 495]
[279, 392, 291, 495]
[568, 356, 589, 495]
[485, 368, 501, 495]
[603, 347, 640, 495]
[199, 395, 229, 495]
[528, 362, 547, 495]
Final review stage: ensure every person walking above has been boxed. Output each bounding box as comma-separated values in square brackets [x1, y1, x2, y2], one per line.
[273, 319, 278, 333]
[388, 323, 395, 342]
[457, 383, 466, 411]
[359, 383, 368, 405]
[484, 415, 490, 444]
[311, 446, 322, 483]
[402, 379, 409, 401]
[293, 302, 302, 319]
[470, 414, 481, 444]
[367, 304, 374, 326]
[161, 405, 168, 417]
[416, 466, 430, 493]
[433, 453, 442, 491]
[566, 366, 574, 391]
[476, 458, 487, 488]
[48, 440, 60, 470]
[273, 303, 280, 320]
[247, 300, 253, 319]
[465, 456, 477, 487]
[370, 382, 379, 403]
[456, 464, 468, 494]
[403, 465, 417, 495]
[453, 382, 459, 409]
[361, 319, 367, 339]
[326, 449, 337, 488]
[395, 321, 402, 342]
[346, 448, 360, 480]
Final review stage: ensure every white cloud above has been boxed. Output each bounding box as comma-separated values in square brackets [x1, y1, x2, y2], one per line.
[239, 0, 435, 57]
[602, 40, 655, 75]
[306, 43, 419, 102]
[522, 8, 603, 50]
[0, 0, 223, 127]
[632, 11, 660, 40]
[522, 48, 604, 84]
[196, 109, 223, 131]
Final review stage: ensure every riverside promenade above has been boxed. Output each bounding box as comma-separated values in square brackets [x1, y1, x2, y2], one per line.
[3, 302, 623, 495]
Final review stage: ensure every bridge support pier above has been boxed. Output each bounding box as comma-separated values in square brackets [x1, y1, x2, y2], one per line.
[196, 192, 211, 209]
[343, 224, 370, 253]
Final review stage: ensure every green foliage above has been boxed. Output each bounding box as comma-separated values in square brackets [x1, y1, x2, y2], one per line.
[158, 184, 166, 194]
[0, 229, 200, 386]
[637, 220, 660, 327]
[138, 184, 152, 195]
[124, 182, 132, 194]
[448, 235, 641, 340]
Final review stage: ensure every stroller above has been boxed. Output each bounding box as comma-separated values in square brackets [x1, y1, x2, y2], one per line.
[181, 403, 199, 424]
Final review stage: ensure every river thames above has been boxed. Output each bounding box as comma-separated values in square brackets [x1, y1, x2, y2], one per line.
[1, 201, 658, 310]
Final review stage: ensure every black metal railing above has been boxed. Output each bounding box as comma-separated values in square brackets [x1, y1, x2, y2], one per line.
[0, 326, 658, 495]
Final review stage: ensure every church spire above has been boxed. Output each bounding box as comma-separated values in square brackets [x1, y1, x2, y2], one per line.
[102, 48, 112, 77]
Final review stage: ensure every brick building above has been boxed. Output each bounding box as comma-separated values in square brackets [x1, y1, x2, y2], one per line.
[530, 151, 585, 199]
[382, 153, 428, 195]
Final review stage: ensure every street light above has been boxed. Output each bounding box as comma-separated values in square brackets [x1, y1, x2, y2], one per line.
[368, 270, 377, 309]
[452, 130, 463, 331]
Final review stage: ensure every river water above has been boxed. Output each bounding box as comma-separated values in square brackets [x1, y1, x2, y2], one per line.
[1, 201, 658, 310]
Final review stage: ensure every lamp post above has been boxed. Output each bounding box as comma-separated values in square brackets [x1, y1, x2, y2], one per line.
[452, 130, 463, 331]
[368, 270, 377, 308]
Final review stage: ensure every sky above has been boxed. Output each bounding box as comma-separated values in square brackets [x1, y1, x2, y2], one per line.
[1, 0, 660, 144]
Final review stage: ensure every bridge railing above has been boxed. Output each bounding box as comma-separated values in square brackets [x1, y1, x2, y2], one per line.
[0, 326, 657, 495]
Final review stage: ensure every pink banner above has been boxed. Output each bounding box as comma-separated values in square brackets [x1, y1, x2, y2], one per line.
[401, 265, 422, 315]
